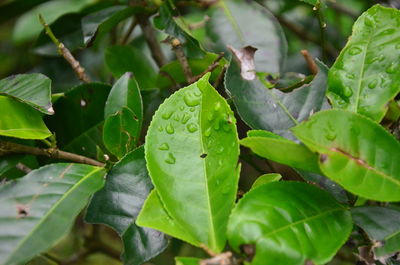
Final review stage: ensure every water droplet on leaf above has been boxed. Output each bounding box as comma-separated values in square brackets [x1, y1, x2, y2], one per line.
[184, 92, 201, 107]
[187, 123, 198, 133]
[386, 63, 396, 74]
[181, 113, 191, 124]
[165, 153, 176, 164]
[166, 124, 174, 134]
[204, 127, 212, 137]
[162, 111, 174, 120]
[159, 143, 169, 150]
[368, 79, 378, 89]
[349, 47, 362, 55]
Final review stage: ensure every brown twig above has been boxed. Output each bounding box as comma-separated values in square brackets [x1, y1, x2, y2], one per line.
[213, 65, 227, 89]
[170, 38, 193, 83]
[15, 163, 32, 173]
[192, 53, 225, 82]
[139, 16, 167, 68]
[121, 17, 138, 45]
[39, 15, 90, 83]
[200, 251, 238, 265]
[300, 50, 318, 75]
[0, 141, 104, 167]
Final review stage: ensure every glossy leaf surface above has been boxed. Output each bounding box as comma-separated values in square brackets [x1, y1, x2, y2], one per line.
[0, 163, 105, 265]
[225, 58, 328, 139]
[0, 96, 51, 139]
[328, 5, 400, 121]
[292, 109, 400, 201]
[252, 173, 282, 188]
[352, 206, 400, 257]
[240, 130, 321, 173]
[228, 182, 352, 265]
[0, 74, 53, 114]
[207, 0, 287, 73]
[105, 45, 157, 90]
[144, 74, 239, 252]
[86, 147, 167, 265]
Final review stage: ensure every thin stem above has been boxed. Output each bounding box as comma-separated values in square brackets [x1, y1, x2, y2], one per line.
[139, 16, 167, 68]
[0, 141, 104, 167]
[192, 52, 225, 82]
[121, 17, 138, 45]
[171, 38, 193, 83]
[39, 15, 91, 83]
[300, 50, 318, 75]
[315, 1, 327, 62]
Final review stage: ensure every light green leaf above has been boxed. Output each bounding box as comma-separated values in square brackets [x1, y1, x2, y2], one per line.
[207, 0, 287, 73]
[292, 109, 400, 202]
[0, 163, 105, 265]
[105, 45, 157, 90]
[0, 96, 51, 139]
[240, 130, 321, 173]
[0, 74, 53, 115]
[142, 74, 239, 252]
[175, 257, 202, 265]
[228, 181, 352, 265]
[103, 73, 143, 158]
[328, 5, 400, 121]
[252, 173, 282, 189]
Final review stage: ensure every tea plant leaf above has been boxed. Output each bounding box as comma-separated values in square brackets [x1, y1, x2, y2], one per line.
[143, 74, 239, 252]
[0, 163, 105, 265]
[240, 130, 321, 173]
[225, 57, 328, 139]
[0, 74, 53, 114]
[175, 257, 202, 265]
[0, 0, 50, 24]
[352, 206, 400, 257]
[105, 45, 157, 90]
[86, 146, 167, 265]
[252, 173, 282, 188]
[0, 96, 51, 139]
[292, 109, 400, 202]
[207, 0, 287, 74]
[328, 5, 400, 121]
[103, 73, 143, 158]
[228, 182, 352, 265]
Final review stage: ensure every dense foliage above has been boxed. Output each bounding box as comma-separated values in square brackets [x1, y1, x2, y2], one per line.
[0, 0, 400, 265]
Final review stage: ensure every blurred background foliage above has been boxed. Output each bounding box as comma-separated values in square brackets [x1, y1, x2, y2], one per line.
[0, 0, 398, 264]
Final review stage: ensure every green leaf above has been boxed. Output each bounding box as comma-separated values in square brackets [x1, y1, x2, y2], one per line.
[0, 74, 53, 115]
[225, 57, 328, 139]
[103, 73, 143, 158]
[82, 6, 144, 46]
[328, 5, 400, 121]
[0, 163, 105, 265]
[252, 173, 282, 189]
[240, 130, 321, 173]
[207, 0, 287, 74]
[228, 181, 352, 265]
[45, 83, 111, 158]
[352, 206, 400, 257]
[175, 257, 202, 265]
[105, 45, 157, 90]
[156, 52, 227, 89]
[0, 96, 51, 139]
[86, 146, 168, 265]
[142, 74, 239, 252]
[0, 0, 50, 24]
[299, 0, 318, 5]
[154, 0, 205, 58]
[292, 109, 400, 202]
[12, 0, 92, 44]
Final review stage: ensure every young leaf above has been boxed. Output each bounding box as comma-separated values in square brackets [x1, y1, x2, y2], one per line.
[0, 163, 105, 265]
[328, 5, 400, 121]
[228, 182, 352, 265]
[292, 109, 400, 202]
[175, 257, 202, 265]
[103, 73, 143, 158]
[240, 130, 321, 173]
[207, 0, 287, 74]
[105, 45, 157, 90]
[251, 173, 282, 189]
[143, 74, 239, 252]
[352, 206, 400, 257]
[86, 146, 167, 265]
[0, 74, 53, 115]
[0, 96, 51, 139]
[225, 57, 328, 139]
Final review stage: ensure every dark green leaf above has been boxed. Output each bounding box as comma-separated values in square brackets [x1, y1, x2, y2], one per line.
[225, 57, 328, 139]
[105, 45, 157, 90]
[328, 5, 400, 121]
[0, 74, 53, 114]
[139, 74, 240, 252]
[292, 109, 400, 202]
[0, 96, 51, 139]
[86, 146, 167, 265]
[228, 182, 352, 265]
[207, 0, 287, 73]
[0, 0, 50, 24]
[0, 163, 105, 265]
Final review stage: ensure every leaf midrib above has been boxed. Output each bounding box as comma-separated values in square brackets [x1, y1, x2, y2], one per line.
[4, 165, 103, 264]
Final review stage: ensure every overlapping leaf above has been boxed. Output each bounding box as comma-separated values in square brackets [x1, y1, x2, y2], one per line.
[328, 5, 400, 121]
[228, 182, 352, 265]
[292, 109, 400, 201]
[137, 74, 239, 252]
[0, 163, 105, 265]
